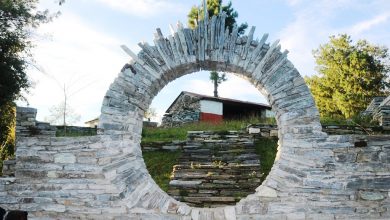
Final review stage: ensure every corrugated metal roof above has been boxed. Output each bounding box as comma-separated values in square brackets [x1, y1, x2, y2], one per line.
[165, 91, 271, 113]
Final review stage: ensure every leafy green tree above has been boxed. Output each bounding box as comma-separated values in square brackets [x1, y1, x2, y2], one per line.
[187, 0, 247, 35]
[0, 0, 61, 162]
[188, 0, 247, 97]
[306, 34, 390, 118]
[0, 102, 16, 161]
[210, 71, 227, 97]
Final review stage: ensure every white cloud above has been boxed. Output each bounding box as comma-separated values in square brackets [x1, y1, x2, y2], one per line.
[278, 1, 390, 77]
[96, 0, 186, 17]
[23, 13, 130, 125]
[348, 13, 390, 35]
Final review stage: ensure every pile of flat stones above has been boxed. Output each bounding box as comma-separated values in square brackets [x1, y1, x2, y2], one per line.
[1, 160, 15, 177]
[246, 124, 278, 137]
[16, 107, 56, 138]
[168, 131, 263, 207]
[141, 140, 186, 152]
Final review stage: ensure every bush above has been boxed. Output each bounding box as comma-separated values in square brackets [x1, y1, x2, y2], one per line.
[0, 102, 16, 175]
[320, 114, 379, 126]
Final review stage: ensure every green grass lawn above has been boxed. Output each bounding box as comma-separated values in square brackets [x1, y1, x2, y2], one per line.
[254, 137, 278, 181]
[141, 119, 278, 192]
[142, 150, 182, 191]
[142, 117, 276, 143]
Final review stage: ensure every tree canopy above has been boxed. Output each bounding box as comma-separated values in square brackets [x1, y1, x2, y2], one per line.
[306, 34, 390, 119]
[187, 0, 247, 35]
[1, 0, 61, 164]
[0, 0, 57, 105]
[210, 71, 226, 97]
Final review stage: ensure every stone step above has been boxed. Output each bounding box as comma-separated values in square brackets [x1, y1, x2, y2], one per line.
[167, 130, 263, 207]
[181, 196, 236, 204]
[173, 164, 261, 169]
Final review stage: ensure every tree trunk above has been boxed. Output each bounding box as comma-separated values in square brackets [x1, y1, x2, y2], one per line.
[213, 79, 218, 97]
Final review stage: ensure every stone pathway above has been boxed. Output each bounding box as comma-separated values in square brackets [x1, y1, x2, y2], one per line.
[168, 131, 263, 207]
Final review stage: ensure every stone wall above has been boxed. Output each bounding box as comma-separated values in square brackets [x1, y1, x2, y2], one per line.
[16, 107, 56, 138]
[1, 160, 16, 177]
[141, 140, 186, 152]
[168, 131, 263, 208]
[365, 96, 390, 129]
[248, 124, 388, 136]
[161, 93, 201, 127]
[1, 11, 390, 219]
[1, 107, 56, 178]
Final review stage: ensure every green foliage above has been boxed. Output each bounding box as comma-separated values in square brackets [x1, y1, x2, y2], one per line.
[0, 102, 16, 174]
[142, 150, 181, 192]
[142, 137, 278, 193]
[142, 117, 276, 143]
[0, 0, 59, 105]
[210, 71, 227, 97]
[306, 34, 390, 119]
[1, 1, 61, 170]
[209, 71, 227, 84]
[320, 114, 379, 127]
[187, 0, 247, 35]
[254, 137, 278, 182]
[55, 126, 97, 137]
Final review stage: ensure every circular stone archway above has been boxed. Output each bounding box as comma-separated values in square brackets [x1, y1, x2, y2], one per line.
[98, 12, 327, 217]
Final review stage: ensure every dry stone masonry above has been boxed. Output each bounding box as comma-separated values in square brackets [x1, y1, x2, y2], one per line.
[161, 93, 201, 127]
[16, 107, 56, 138]
[1, 11, 390, 219]
[168, 131, 263, 207]
[364, 96, 390, 129]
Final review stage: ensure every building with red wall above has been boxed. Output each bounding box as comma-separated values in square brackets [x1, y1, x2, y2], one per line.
[161, 91, 273, 126]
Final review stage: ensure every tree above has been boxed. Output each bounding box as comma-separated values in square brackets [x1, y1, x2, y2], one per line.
[0, 0, 61, 164]
[0, 0, 58, 105]
[210, 71, 227, 97]
[188, 0, 247, 97]
[187, 0, 247, 35]
[0, 102, 16, 163]
[306, 34, 390, 119]
[45, 101, 81, 126]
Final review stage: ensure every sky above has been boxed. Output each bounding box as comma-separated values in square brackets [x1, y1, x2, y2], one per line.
[21, 0, 390, 125]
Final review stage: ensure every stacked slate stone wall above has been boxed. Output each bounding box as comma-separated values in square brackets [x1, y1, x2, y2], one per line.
[161, 93, 201, 127]
[1, 160, 16, 177]
[373, 96, 390, 128]
[168, 131, 263, 208]
[364, 96, 390, 129]
[141, 140, 186, 152]
[248, 124, 388, 136]
[1, 12, 390, 219]
[1, 107, 56, 178]
[16, 107, 56, 138]
[0, 135, 135, 219]
[364, 97, 386, 114]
